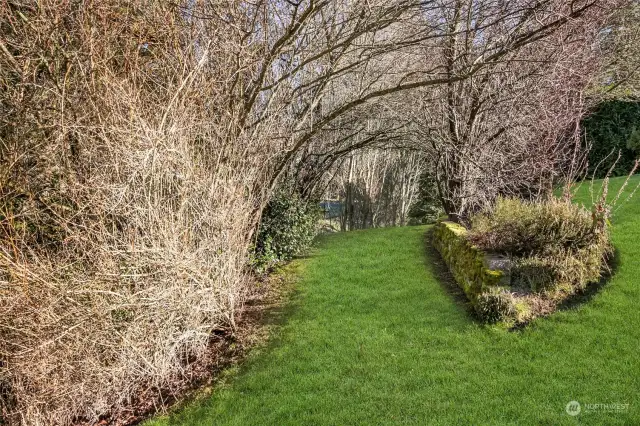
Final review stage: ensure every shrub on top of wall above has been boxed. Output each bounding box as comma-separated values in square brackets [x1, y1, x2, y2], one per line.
[469, 197, 612, 296]
[433, 197, 613, 326]
[468, 198, 608, 257]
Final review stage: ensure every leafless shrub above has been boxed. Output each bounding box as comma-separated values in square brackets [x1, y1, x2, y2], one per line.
[0, 2, 268, 424]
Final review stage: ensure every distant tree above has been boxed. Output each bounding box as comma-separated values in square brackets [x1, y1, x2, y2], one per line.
[407, 170, 443, 225]
[333, 149, 423, 230]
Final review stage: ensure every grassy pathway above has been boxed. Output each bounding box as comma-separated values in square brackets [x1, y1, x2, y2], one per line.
[150, 177, 640, 425]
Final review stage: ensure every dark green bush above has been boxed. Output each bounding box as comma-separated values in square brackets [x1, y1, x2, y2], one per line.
[468, 197, 612, 295]
[407, 170, 443, 225]
[252, 190, 321, 271]
[582, 99, 640, 178]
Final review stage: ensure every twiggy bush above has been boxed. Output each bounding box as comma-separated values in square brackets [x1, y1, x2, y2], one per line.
[0, 2, 269, 424]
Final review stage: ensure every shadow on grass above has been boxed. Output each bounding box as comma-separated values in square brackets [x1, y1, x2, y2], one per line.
[147, 264, 305, 426]
[422, 228, 477, 323]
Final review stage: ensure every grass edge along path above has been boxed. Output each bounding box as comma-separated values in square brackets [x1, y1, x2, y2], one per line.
[149, 176, 640, 425]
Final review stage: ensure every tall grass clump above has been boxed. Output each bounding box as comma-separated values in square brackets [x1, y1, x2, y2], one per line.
[0, 2, 275, 424]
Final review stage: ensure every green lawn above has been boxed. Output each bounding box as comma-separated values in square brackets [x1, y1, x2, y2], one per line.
[149, 176, 640, 425]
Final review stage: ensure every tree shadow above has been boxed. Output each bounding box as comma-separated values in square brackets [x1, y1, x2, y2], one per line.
[422, 228, 478, 323]
[556, 245, 621, 313]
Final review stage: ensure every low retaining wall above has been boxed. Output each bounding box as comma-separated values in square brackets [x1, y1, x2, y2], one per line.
[432, 221, 510, 306]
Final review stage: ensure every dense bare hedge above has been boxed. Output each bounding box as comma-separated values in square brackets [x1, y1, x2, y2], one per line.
[0, 2, 269, 424]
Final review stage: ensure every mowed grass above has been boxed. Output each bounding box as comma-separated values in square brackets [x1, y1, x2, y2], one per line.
[149, 176, 640, 425]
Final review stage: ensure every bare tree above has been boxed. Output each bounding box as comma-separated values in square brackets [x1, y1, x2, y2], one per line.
[402, 0, 619, 222]
[333, 149, 423, 230]
[231, 0, 619, 197]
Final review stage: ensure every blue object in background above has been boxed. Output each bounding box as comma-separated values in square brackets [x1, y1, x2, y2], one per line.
[319, 201, 343, 219]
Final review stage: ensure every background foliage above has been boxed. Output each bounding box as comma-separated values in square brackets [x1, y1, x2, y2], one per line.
[583, 99, 640, 177]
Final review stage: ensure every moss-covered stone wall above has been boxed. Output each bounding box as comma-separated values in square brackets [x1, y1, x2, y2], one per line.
[432, 221, 510, 313]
